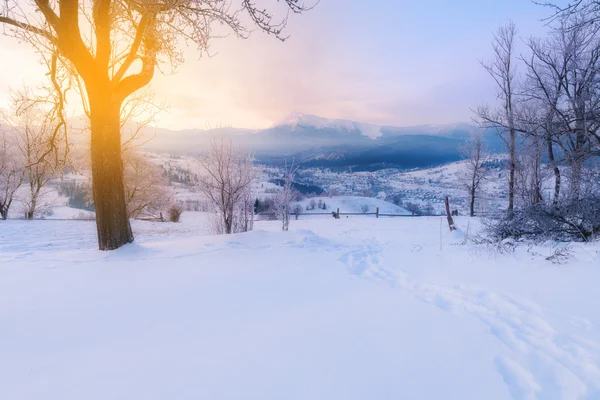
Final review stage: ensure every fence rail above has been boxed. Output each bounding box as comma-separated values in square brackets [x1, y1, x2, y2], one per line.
[257, 206, 418, 220]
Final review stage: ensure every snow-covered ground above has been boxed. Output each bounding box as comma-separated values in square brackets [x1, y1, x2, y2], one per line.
[294, 195, 410, 215]
[1, 214, 600, 400]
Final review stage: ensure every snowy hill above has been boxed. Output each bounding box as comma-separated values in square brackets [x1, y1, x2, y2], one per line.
[294, 195, 411, 215]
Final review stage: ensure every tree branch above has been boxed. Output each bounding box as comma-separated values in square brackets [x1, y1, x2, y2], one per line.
[0, 16, 58, 44]
[111, 13, 151, 85]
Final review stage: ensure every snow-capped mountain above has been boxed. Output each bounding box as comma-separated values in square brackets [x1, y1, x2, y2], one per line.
[273, 112, 383, 139]
[144, 113, 504, 171]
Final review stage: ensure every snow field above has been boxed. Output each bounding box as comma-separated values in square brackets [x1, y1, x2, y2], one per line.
[1, 214, 599, 399]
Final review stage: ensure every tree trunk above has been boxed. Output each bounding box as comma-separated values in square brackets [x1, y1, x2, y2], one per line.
[1, 198, 12, 220]
[508, 128, 516, 215]
[533, 142, 543, 205]
[89, 98, 133, 250]
[547, 137, 560, 208]
[26, 194, 36, 220]
[469, 184, 476, 217]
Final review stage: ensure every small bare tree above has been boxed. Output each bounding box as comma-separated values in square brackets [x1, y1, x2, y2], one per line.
[515, 137, 548, 208]
[5, 90, 65, 219]
[459, 131, 490, 217]
[122, 149, 170, 219]
[236, 189, 255, 233]
[196, 138, 256, 234]
[273, 161, 298, 231]
[0, 132, 24, 220]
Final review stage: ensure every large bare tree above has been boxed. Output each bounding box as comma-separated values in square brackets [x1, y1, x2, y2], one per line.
[476, 21, 520, 215]
[521, 35, 566, 207]
[0, 0, 312, 250]
[522, 12, 600, 203]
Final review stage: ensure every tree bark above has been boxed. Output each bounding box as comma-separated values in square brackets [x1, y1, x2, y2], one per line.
[89, 97, 133, 250]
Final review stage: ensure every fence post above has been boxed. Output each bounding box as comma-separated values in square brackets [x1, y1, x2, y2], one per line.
[295, 207, 299, 220]
[376, 207, 379, 218]
[444, 195, 456, 231]
[337, 208, 340, 219]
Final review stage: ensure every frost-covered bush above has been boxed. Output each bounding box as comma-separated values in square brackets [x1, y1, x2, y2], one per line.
[484, 198, 600, 242]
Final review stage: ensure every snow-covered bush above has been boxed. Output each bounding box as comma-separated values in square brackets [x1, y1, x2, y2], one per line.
[484, 199, 600, 243]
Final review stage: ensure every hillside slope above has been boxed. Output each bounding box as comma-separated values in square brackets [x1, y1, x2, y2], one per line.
[294, 196, 411, 215]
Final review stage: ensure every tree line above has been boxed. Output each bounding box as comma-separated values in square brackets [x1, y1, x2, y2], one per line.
[464, 2, 600, 241]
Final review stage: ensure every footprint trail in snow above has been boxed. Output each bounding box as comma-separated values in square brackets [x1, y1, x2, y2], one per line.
[339, 239, 600, 400]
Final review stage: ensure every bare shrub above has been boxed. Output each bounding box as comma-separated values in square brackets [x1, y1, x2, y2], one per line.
[545, 245, 574, 265]
[167, 204, 183, 223]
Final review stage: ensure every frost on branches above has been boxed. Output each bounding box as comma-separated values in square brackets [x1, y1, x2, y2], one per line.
[195, 138, 256, 235]
[273, 161, 298, 231]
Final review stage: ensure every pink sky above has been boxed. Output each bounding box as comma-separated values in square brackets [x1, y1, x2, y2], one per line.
[0, 0, 553, 130]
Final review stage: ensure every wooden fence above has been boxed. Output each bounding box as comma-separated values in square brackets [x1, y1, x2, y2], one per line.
[257, 207, 417, 221]
[3, 207, 418, 222]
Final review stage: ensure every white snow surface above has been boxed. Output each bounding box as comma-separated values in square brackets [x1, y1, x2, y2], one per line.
[1, 214, 600, 400]
[274, 112, 383, 139]
[295, 195, 411, 215]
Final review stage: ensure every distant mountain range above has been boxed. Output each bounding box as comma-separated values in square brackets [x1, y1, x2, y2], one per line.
[142, 112, 505, 171]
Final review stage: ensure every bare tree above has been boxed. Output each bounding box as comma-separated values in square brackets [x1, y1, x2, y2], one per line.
[117, 89, 168, 219]
[3, 89, 66, 219]
[122, 149, 169, 219]
[273, 161, 298, 231]
[542, 0, 600, 25]
[0, 0, 312, 250]
[476, 21, 520, 215]
[515, 137, 547, 207]
[521, 35, 566, 207]
[459, 131, 490, 217]
[0, 132, 24, 220]
[236, 188, 254, 233]
[554, 15, 600, 201]
[522, 12, 600, 203]
[196, 138, 256, 235]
